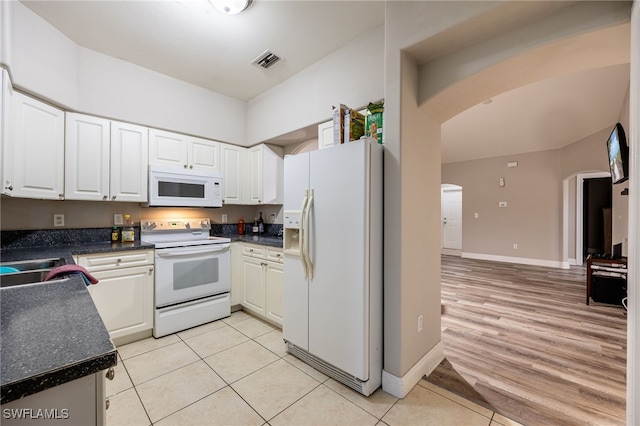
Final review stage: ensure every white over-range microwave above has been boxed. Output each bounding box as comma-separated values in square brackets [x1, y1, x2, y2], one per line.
[146, 165, 223, 207]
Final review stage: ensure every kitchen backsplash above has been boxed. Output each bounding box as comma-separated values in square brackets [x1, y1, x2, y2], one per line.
[1, 223, 283, 250]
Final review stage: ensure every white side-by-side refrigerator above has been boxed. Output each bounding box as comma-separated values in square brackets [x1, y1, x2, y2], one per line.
[282, 138, 383, 396]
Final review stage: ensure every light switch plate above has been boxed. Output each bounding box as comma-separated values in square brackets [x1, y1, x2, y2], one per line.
[221, 214, 228, 223]
[499, 201, 507, 208]
[114, 214, 123, 226]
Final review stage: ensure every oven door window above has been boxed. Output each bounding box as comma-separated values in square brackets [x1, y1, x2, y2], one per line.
[174, 257, 219, 290]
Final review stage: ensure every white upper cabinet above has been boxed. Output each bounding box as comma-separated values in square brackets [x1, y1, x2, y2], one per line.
[110, 121, 149, 202]
[189, 136, 220, 172]
[148, 129, 188, 168]
[65, 113, 110, 201]
[149, 129, 220, 172]
[11, 92, 65, 200]
[317, 120, 334, 150]
[246, 144, 283, 205]
[220, 143, 245, 204]
[65, 114, 148, 202]
[1, 69, 14, 196]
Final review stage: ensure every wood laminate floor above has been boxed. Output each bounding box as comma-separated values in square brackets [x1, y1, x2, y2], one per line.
[426, 255, 627, 426]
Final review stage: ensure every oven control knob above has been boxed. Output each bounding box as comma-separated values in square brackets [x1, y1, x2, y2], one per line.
[200, 219, 209, 227]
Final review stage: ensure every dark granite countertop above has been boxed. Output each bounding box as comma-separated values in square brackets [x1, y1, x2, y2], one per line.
[0, 241, 153, 404]
[226, 234, 284, 248]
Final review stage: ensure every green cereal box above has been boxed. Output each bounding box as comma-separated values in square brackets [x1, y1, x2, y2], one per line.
[366, 112, 383, 144]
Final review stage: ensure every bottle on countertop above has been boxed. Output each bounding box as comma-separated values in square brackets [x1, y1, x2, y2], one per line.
[111, 226, 120, 243]
[121, 214, 135, 242]
[252, 218, 259, 233]
[237, 216, 245, 235]
[258, 212, 264, 234]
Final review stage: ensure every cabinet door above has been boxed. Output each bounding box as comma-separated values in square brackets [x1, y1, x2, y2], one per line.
[148, 128, 188, 168]
[88, 264, 154, 342]
[1, 69, 14, 196]
[317, 120, 334, 150]
[247, 145, 263, 204]
[189, 137, 220, 172]
[246, 144, 283, 205]
[265, 262, 283, 326]
[110, 121, 149, 202]
[65, 113, 111, 201]
[11, 92, 65, 199]
[241, 256, 265, 316]
[220, 143, 244, 204]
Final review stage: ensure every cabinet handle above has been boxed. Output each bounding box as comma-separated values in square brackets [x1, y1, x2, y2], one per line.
[184, 164, 188, 169]
[5, 185, 12, 191]
[116, 259, 122, 263]
[59, 194, 64, 199]
[106, 398, 110, 411]
[105, 367, 115, 381]
[149, 267, 154, 274]
[102, 195, 108, 200]
[189, 165, 193, 169]
[276, 253, 281, 257]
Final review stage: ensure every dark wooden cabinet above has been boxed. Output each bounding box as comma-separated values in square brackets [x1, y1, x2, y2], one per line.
[586, 254, 627, 306]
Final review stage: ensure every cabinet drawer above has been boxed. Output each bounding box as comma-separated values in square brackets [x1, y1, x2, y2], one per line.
[242, 244, 265, 258]
[266, 247, 283, 264]
[77, 250, 154, 271]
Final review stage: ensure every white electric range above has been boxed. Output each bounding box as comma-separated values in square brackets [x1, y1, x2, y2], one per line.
[141, 218, 231, 337]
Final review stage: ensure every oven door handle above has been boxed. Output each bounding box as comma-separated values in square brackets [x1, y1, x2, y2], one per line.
[156, 244, 230, 257]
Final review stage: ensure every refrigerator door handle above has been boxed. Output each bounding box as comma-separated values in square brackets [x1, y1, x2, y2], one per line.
[300, 189, 310, 278]
[305, 188, 315, 279]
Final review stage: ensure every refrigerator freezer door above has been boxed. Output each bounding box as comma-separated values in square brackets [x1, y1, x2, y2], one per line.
[307, 141, 370, 380]
[283, 152, 310, 350]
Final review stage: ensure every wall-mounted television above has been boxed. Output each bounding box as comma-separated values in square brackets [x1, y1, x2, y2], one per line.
[606, 123, 629, 185]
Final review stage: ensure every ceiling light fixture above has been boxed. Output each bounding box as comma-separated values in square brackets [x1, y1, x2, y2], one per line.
[209, 0, 252, 15]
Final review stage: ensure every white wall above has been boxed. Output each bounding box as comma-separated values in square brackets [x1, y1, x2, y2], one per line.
[5, 1, 246, 145]
[246, 25, 384, 145]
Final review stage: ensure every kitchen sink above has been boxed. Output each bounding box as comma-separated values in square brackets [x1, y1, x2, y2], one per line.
[1, 258, 66, 272]
[0, 258, 67, 288]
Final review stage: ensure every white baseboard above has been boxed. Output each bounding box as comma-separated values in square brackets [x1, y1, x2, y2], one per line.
[382, 341, 444, 398]
[461, 252, 568, 269]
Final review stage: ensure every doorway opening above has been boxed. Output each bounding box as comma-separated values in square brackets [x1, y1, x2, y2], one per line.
[441, 184, 462, 255]
[583, 176, 613, 259]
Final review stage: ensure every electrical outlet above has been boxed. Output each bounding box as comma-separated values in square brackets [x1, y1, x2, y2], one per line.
[221, 214, 228, 223]
[513, 243, 518, 249]
[270, 213, 276, 223]
[418, 314, 423, 332]
[499, 201, 508, 208]
[114, 214, 123, 226]
[53, 214, 64, 227]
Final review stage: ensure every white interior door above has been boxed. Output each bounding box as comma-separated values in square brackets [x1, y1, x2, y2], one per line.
[442, 189, 462, 250]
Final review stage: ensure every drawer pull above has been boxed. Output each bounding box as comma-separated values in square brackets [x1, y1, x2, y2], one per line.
[105, 367, 115, 381]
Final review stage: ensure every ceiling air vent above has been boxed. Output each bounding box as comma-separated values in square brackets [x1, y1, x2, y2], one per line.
[252, 50, 281, 69]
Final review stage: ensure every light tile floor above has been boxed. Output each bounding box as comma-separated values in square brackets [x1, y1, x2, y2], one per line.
[108, 311, 522, 426]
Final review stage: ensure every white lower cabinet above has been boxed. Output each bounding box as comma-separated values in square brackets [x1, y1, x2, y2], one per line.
[0, 370, 107, 426]
[240, 244, 283, 326]
[76, 250, 154, 346]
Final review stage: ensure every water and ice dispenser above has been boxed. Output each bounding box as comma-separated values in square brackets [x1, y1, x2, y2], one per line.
[283, 211, 301, 255]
